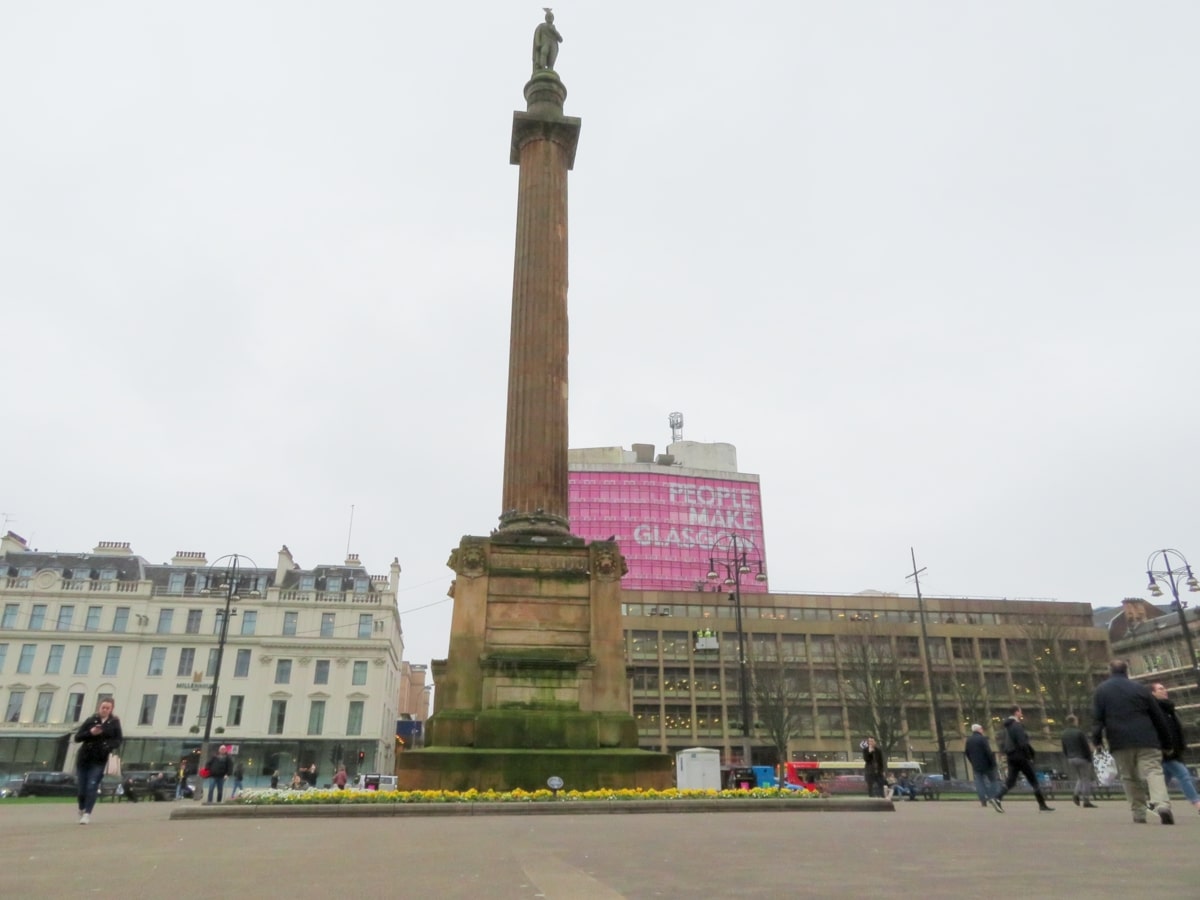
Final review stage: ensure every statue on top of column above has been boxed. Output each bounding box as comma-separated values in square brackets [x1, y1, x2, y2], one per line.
[532, 8, 563, 73]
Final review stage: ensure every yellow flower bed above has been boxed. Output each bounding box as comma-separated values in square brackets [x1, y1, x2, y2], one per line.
[234, 786, 818, 805]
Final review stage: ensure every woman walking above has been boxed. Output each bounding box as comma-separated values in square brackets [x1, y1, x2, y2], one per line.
[73, 698, 122, 825]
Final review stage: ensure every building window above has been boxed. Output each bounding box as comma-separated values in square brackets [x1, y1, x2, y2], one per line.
[240, 611, 257, 636]
[99, 568, 117, 582]
[85, 606, 102, 631]
[314, 659, 330, 685]
[112, 607, 130, 633]
[299, 575, 315, 592]
[148, 647, 167, 677]
[275, 659, 292, 684]
[65, 692, 85, 723]
[139, 694, 157, 726]
[0, 643, 6, 673]
[234, 648, 251, 678]
[29, 604, 47, 630]
[352, 660, 368, 686]
[206, 648, 219, 677]
[168, 571, 186, 594]
[354, 579, 368, 594]
[346, 700, 364, 736]
[227, 695, 244, 727]
[1, 604, 17, 629]
[307, 700, 326, 735]
[357, 614, 373, 639]
[214, 611, 226, 635]
[156, 608, 174, 634]
[46, 644, 65, 675]
[5, 691, 24, 722]
[326, 576, 342, 593]
[74, 645, 93, 675]
[168, 695, 187, 726]
[102, 646, 121, 676]
[33, 691, 54, 724]
[282, 612, 298, 636]
[320, 613, 335, 638]
[17, 644, 35, 674]
[56, 606, 75, 631]
[185, 609, 202, 634]
[177, 647, 195, 677]
[268, 700, 287, 734]
[198, 695, 211, 726]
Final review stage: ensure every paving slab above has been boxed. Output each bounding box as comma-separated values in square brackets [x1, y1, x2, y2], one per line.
[1, 797, 1194, 899]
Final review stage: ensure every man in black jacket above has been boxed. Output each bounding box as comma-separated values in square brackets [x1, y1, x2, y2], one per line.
[862, 737, 887, 798]
[1092, 659, 1173, 824]
[992, 705, 1053, 813]
[1150, 683, 1200, 814]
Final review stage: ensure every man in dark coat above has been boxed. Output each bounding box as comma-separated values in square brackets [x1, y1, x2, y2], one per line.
[964, 724, 1000, 808]
[992, 705, 1053, 813]
[1060, 714, 1096, 808]
[1092, 659, 1173, 824]
[1150, 682, 1200, 814]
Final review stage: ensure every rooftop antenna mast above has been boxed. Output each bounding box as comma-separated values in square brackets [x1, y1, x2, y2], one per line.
[345, 504, 355, 558]
[668, 411, 684, 444]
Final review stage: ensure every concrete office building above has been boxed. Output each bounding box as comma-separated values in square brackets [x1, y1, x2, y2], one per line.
[0, 533, 406, 783]
[619, 587, 1110, 770]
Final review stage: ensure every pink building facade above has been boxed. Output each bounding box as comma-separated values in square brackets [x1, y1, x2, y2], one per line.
[568, 459, 768, 593]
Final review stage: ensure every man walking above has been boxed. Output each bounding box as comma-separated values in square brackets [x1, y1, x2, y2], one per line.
[1092, 660, 1173, 824]
[1150, 682, 1200, 815]
[1060, 714, 1097, 808]
[964, 724, 1000, 808]
[991, 705, 1053, 812]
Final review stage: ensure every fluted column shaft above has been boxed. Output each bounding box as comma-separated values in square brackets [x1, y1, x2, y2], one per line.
[499, 79, 580, 535]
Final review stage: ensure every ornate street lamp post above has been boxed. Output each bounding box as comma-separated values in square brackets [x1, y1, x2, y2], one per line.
[1145, 548, 1200, 694]
[199, 554, 259, 762]
[706, 533, 767, 765]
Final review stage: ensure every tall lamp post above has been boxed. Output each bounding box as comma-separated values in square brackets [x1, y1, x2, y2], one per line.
[906, 548, 951, 780]
[199, 554, 258, 763]
[706, 532, 767, 765]
[1145, 548, 1200, 694]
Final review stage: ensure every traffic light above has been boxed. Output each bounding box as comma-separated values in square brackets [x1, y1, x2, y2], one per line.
[358, 750, 365, 763]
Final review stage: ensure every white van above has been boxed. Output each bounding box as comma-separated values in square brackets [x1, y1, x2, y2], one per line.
[354, 773, 398, 791]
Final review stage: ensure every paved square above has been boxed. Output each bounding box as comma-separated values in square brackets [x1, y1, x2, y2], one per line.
[1, 798, 1194, 898]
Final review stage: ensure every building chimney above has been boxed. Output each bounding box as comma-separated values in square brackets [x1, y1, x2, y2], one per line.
[345, 553, 363, 567]
[1, 531, 29, 555]
[276, 545, 295, 583]
[171, 550, 208, 566]
[92, 541, 133, 556]
[390, 557, 402, 592]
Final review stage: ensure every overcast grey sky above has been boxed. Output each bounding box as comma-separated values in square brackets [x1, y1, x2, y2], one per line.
[2, 3, 1197, 673]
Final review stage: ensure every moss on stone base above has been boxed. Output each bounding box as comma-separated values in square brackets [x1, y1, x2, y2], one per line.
[395, 748, 673, 793]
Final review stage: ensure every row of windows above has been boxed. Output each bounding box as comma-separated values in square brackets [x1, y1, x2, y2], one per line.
[623, 603, 1087, 627]
[4, 688, 366, 737]
[159, 571, 370, 595]
[0, 603, 375, 639]
[0, 643, 374, 685]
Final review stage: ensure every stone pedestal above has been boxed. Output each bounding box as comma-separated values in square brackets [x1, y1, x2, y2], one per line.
[399, 536, 671, 791]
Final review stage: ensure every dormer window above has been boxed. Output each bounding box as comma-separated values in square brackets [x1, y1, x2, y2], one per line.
[99, 569, 117, 581]
[326, 576, 342, 593]
[299, 575, 315, 592]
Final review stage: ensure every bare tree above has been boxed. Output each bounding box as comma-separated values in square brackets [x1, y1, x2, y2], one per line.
[838, 626, 922, 760]
[1019, 622, 1101, 734]
[750, 648, 808, 766]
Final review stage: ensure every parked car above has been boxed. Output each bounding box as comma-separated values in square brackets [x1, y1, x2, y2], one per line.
[121, 771, 191, 801]
[1, 776, 26, 798]
[18, 772, 78, 797]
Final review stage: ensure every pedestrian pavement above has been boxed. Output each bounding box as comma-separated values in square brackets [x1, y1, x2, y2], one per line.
[2, 796, 1195, 899]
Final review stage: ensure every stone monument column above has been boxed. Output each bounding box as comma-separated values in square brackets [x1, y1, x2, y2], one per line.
[499, 69, 580, 535]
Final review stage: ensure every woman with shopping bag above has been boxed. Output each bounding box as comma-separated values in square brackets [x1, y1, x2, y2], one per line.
[73, 698, 123, 825]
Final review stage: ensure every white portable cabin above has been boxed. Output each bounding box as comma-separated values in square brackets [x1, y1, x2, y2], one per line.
[675, 748, 721, 791]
